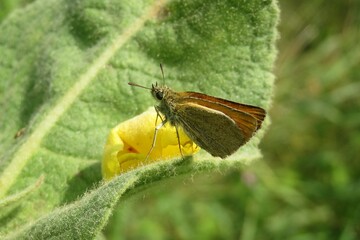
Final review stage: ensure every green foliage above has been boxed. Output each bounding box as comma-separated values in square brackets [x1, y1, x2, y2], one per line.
[0, 0, 277, 238]
[0, 0, 34, 22]
[261, 1, 360, 238]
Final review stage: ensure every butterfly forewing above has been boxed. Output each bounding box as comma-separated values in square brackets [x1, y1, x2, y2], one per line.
[176, 92, 263, 137]
[180, 92, 266, 130]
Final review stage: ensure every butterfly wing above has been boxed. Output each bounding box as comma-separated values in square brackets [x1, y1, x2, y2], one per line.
[180, 92, 266, 130]
[175, 102, 259, 158]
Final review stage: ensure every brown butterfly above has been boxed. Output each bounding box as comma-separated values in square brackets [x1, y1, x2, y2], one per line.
[129, 81, 266, 159]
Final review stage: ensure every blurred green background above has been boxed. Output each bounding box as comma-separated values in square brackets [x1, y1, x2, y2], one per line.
[1, 0, 359, 239]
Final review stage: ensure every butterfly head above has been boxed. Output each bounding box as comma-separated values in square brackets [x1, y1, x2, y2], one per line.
[151, 82, 165, 101]
[128, 82, 170, 104]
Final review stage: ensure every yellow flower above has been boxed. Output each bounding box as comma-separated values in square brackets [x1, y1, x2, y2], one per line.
[102, 108, 199, 180]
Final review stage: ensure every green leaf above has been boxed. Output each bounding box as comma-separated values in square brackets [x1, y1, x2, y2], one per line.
[0, 0, 278, 238]
[5, 173, 138, 239]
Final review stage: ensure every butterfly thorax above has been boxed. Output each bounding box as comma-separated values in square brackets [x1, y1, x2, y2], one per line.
[151, 85, 181, 125]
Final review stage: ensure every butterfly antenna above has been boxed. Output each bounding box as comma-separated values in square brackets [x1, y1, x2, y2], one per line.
[128, 82, 152, 90]
[160, 63, 165, 85]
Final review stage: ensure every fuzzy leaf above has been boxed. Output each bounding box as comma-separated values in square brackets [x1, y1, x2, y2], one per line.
[0, 0, 278, 237]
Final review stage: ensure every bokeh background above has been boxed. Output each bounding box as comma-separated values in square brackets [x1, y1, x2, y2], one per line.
[1, 0, 359, 239]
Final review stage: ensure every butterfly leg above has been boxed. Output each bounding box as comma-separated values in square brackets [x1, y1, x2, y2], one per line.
[154, 107, 165, 125]
[145, 107, 167, 161]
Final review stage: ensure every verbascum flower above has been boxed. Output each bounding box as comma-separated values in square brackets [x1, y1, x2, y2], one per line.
[102, 108, 199, 180]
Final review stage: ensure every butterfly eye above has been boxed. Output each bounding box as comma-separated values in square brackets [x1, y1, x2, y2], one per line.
[155, 91, 163, 100]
